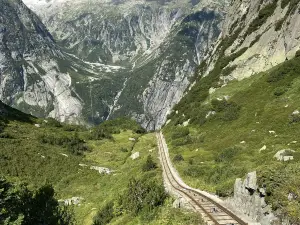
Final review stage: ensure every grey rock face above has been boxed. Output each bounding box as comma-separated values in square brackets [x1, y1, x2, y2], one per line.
[226, 171, 278, 225]
[21, 0, 227, 129]
[0, 0, 84, 123]
[203, 0, 300, 81]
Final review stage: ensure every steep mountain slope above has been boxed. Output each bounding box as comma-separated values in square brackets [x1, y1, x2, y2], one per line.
[206, 0, 300, 81]
[164, 0, 300, 224]
[0, 100, 203, 224]
[22, 0, 228, 129]
[0, 0, 84, 123]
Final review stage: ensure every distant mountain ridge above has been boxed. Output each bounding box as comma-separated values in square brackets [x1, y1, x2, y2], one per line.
[0, 0, 227, 129]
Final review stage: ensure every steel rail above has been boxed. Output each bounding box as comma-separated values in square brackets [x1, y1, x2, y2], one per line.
[157, 132, 248, 225]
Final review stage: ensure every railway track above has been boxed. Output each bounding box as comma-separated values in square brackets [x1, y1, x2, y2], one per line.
[156, 132, 248, 225]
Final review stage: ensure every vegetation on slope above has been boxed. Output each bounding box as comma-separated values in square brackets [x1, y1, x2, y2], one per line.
[0, 102, 203, 224]
[164, 54, 300, 222]
[0, 177, 74, 225]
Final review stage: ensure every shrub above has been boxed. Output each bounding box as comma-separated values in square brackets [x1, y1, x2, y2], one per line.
[215, 147, 241, 163]
[39, 133, 89, 155]
[171, 136, 192, 146]
[0, 132, 14, 139]
[120, 177, 167, 215]
[296, 50, 300, 58]
[275, 18, 285, 31]
[289, 114, 300, 123]
[216, 180, 235, 197]
[142, 155, 157, 172]
[211, 99, 228, 112]
[211, 99, 241, 121]
[222, 102, 241, 121]
[120, 147, 128, 152]
[173, 154, 184, 162]
[46, 118, 62, 127]
[222, 65, 237, 77]
[89, 127, 113, 140]
[171, 127, 189, 139]
[0, 177, 74, 225]
[184, 165, 207, 178]
[274, 86, 287, 96]
[93, 202, 114, 225]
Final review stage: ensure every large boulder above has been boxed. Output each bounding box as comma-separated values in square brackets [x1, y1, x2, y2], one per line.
[274, 149, 295, 161]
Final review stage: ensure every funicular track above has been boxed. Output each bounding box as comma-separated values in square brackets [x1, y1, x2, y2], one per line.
[156, 132, 248, 225]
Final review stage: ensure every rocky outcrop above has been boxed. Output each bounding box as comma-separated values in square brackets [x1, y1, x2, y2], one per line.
[226, 171, 278, 225]
[274, 149, 295, 161]
[0, 0, 84, 123]
[203, 0, 300, 81]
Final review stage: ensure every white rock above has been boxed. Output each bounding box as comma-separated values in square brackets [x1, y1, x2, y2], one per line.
[130, 152, 140, 160]
[283, 156, 294, 161]
[240, 141, 246, 144]
[90, 166, 111, 174]
[274, 149, 295, 161]
[269, 131, 276, 134]
[34, 124, 41, 128]
[59, 197, 84, 206]
[292, 110, 300, 115]
[79, 164, 88, 167]
[60, 153, 68, 157]
[182, 119, 190, 127]
[206, 111, 216, 119]
[259, 145, 266, 152]
[129, 138, 136, 141]
[209, 87, 216, 94]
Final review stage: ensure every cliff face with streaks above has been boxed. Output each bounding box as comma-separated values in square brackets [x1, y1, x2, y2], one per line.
[18, 0, 227, 129]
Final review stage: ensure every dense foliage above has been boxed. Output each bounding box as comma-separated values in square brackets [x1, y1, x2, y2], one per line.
[39, 133, 89, 155]
[93, 175, 167, 224]
[0, 177, 74, 225]
[142, 155, 157, 172]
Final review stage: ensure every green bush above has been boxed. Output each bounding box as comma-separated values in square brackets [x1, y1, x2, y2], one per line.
[222, 65, 237, 77]
[171, 127, 190, 139]
[274, 86, 287, 96]
[211, 99, 241, 121]
[142, 155, 157, 172]
[215, 147, 241, 163]
[183, 165, 207, 178]
[275, 18, 285, 31]
[93, 202, 114, 225]
[39, 133, 89, 155]
[267, 59, 299, 83]
[289, 114, 300, 123]
[120, 147, 128, 152]
[0, 177, 74, 225]
[296, 50, 300, 58]
[173, 154, 184, 162]
[46, 118, 62, 127]
[120, 177, 167, 216]
[216, 180, 235, 197]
